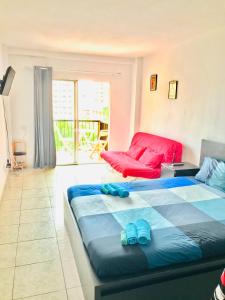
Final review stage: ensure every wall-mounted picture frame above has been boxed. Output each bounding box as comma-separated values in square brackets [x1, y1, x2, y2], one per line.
[168, 80, 178, 99]
[150, 74, 157, 91]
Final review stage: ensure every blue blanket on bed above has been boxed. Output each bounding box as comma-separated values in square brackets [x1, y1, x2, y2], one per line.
[67, 177, 225, 279]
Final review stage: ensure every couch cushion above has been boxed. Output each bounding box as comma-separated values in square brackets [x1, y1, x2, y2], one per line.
[122, 165, 161, 179]
[130, 132, 182, 163]
[101, 151, 141, 169]
[100, 151, 161, 178]
[139, 149, 163, 168]
[126, 144, 145, 160]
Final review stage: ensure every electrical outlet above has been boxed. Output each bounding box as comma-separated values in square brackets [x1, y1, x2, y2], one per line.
[6, 159, 11, 168]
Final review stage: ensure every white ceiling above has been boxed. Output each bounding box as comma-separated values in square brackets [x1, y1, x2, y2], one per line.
[1, 0, 225, 57]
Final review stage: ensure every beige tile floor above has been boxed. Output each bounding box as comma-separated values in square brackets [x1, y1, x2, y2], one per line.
[0, 164, 132, 300]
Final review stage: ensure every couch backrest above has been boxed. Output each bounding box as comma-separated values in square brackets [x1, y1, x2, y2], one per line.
[130, 132, 182, 163]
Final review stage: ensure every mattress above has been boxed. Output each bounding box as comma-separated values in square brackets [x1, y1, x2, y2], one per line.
[67, 177, 225, 279]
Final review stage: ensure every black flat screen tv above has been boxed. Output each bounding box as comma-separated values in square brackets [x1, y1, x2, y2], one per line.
[0, 66, 16, 96]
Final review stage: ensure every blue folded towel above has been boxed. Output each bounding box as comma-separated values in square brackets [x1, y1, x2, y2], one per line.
[106, 184, 118, 196]
[121, 230, 128, 246]
[100, 184, 118, 196]
[110, 184, 129, 198]
[125, 223, 138, 245]
[135, 219, 151, 245]
[100, 185, 110, 195]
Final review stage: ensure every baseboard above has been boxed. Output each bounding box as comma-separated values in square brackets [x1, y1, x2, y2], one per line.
[0, 168, 9, 202]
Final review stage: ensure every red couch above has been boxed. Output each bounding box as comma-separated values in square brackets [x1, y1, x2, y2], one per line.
[101, 132, 182, 179]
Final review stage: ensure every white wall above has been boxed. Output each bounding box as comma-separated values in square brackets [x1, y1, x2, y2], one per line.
[0, 44, 9, 198]
[140, 28, 225, 165]
[8, 49, 137, 166]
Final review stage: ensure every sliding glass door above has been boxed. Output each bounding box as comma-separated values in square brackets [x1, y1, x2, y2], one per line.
[52, 79, 110, 165]
[52, 80, 77, 165]
[77, 80, 110, 163]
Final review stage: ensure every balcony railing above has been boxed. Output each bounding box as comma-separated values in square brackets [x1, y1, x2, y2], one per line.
[53, 120, 108, 164]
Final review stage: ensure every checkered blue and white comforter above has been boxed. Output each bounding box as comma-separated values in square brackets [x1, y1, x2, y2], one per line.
[67, 177, 225, 279]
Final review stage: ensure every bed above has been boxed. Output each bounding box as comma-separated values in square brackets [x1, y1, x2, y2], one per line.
[64, 139, 225, 300]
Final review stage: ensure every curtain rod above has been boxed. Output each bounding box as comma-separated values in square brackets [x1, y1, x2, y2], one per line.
[53, 68, 122, 77]
[29, 66, 122, 77]
[29, 65, 122, 78]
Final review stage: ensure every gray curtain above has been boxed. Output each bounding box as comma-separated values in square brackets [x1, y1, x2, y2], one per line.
[34, 66, 56, 168]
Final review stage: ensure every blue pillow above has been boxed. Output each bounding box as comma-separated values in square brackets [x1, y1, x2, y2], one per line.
[207, 161, 225, 192]
[195, 157, 218, 182]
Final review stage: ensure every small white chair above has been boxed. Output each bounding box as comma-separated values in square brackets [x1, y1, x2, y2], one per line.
[12, 140, 27, 169]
